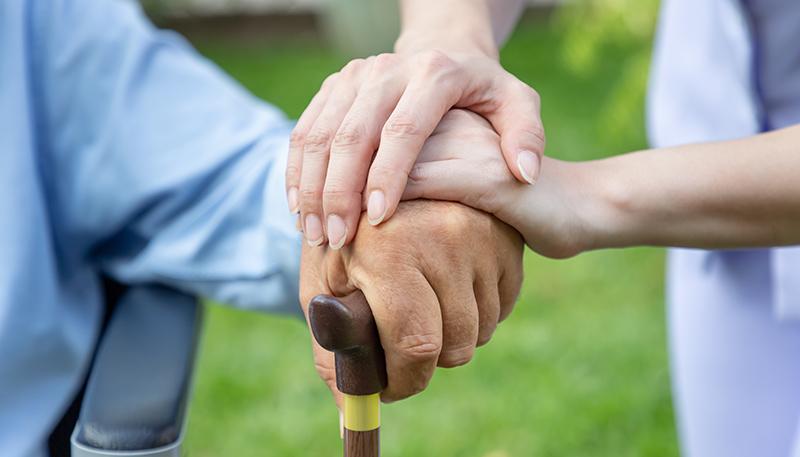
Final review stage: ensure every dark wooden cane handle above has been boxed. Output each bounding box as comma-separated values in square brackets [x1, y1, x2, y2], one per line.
[308, 291, 387, 457]
[308, 291, 388, 395]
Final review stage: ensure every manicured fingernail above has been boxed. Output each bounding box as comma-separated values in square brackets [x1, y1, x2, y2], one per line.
[517, 150, 539, 184]
[367, 190, 386, 225]
[339, 409, 344, 439]
[304, 214, 323, 246]
[327, 214, 347, 250]
[287, 187, 299, 213]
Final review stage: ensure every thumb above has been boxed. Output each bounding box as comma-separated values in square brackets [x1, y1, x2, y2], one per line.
[484, 79, 546, 185]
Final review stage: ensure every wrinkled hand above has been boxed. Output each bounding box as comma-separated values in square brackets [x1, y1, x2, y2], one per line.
[286, 50, 545, 251]
[300, 200, 523, 408]
[404, 109, 593, 259]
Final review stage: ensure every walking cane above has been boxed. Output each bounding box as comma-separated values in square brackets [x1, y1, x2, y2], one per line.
[309, 291, 387, 457]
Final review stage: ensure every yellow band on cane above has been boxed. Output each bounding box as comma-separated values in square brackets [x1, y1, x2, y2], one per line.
[343, 393, 380, 431]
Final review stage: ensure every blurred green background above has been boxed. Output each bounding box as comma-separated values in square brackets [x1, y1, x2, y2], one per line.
[176, 3, 677, 456]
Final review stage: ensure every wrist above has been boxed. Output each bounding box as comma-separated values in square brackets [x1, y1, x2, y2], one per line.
[394, 30, 498, 59]
[394, 0, 498, 59]
[495, 158, 630, 258]
[576, 158, 641, 252]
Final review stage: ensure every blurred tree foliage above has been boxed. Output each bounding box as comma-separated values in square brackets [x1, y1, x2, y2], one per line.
[556, 0, 661, 146]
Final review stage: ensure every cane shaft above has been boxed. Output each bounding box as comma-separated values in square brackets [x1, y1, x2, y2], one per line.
[344, 429, 379, 457]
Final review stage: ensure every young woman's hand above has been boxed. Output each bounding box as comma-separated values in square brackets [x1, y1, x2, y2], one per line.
[403, 109, 602, 259]
[285, 51, 545, 250]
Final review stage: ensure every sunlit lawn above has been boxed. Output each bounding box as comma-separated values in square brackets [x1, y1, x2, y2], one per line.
[184, 15, 678, 457]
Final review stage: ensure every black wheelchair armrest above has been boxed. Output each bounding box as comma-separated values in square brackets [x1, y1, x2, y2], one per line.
[71, 285, 203, 457]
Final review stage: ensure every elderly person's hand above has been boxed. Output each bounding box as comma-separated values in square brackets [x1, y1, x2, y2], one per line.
[285, 0, 543, 251]
[300, 200, 523, 407]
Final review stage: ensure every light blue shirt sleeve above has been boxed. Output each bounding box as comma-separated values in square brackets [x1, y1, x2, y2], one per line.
[33, 0, 302, 314]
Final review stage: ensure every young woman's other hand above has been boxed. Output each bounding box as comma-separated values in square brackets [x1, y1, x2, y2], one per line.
[404, 109, 601, 259]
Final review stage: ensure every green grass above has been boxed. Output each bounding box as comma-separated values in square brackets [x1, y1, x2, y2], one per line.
[184, 17, 678, 457]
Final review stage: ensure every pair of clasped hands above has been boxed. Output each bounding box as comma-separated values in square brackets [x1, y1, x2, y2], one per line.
[287, 40, 619, 406]
[288, 0, 800, 416]
[289, 43, 600, 409]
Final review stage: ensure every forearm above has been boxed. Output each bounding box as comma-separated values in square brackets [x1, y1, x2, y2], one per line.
[394, 0, 525, 57]
[584, 125, 800, 250]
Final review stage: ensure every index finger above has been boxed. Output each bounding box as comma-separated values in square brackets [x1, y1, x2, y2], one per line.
[356, 269, 443, 403]
[322, 66, 405, 249]
[365, 66, 461, 226]
[286, 74, 338, 213]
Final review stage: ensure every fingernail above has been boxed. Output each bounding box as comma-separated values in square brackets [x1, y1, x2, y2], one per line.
[339, 409, 344, 439]
[295, 214, 302, 232]
[517, 150, 539, 184]
[367, 190, 386, 225]
[304, 214, 324, 246]
[287, 187, 299, 213]
[327, 214, 347, 250]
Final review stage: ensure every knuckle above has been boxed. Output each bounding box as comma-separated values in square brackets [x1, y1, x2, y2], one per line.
[531, 123, 547, 145]
[393, 376, 431, 400]
[289, 129, 306, 148]
[383, 114, 421, 139]
[407, 164, 427, 184]
[437, 346, 474, 368]
[436, 203, 481, 236]
[322, 184, 355, 197]
[341, 58, 366, 76]
[377, 201, 476, 243]
[420, 49, 455, 75]
[371, 53, 397, 71]
[529, 87, 541, 105]
[383, 385, 416, 403]
[320, 72, 340, 90]
[299, 187, 323, 206]
[332, 124, 366, 149]
[313, 360, 337, 386]
[365, 65, 396, 90]
[370, 162, 412, 184]
[285, 163, 301, 182]
[396, 333, 441, 362]
[476, 331, 494, 347]
[322, 188, 360, 209]
[476, 321, 497, 347]
[304, 129, 334, 152]
[515, 81, 540, 103]
[419, 51, 459, 86]
[521, 123, 547, 152]
[446, 109, 475, 123]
